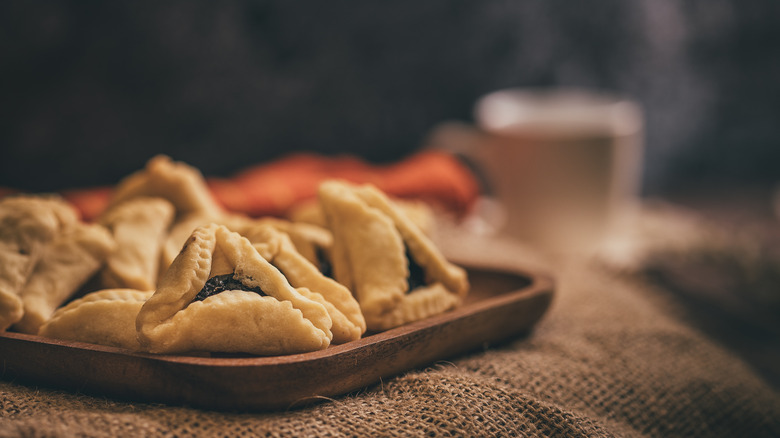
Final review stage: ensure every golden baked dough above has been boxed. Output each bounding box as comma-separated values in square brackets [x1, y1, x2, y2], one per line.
[232, 216, 333, 273]
[242, 224, 365, 343]
[104, 155, 229, 283]
[0, 196, 80, 331]
[99, 197, 175, 291]
[136, 223, 333, 355]
[167, 214, 334, 276]
[106, 155, 223, 220]
[158, 213, 215, 276]
[157, 211, 257, 280]
[14, 222, 116, 334]
[319, 180, 469, 331]
[285, 199, 324, 227]
[288, 196, 436, 236]
[39, 289, 153, 350]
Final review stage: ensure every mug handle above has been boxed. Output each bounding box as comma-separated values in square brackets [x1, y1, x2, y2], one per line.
[424, 122, 496, 197]
[424, 122, 508, 235]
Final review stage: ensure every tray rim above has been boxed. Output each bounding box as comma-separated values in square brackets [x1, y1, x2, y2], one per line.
[0, 261, 555, 410]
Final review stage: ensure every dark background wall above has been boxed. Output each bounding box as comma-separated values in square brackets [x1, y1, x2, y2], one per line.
[1, 0, 779, 195]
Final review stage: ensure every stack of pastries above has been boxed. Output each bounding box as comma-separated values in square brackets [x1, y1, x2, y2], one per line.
[0, 156, 469, 356]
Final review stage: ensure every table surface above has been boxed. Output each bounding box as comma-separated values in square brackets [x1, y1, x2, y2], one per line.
[657, 183, 780, 388]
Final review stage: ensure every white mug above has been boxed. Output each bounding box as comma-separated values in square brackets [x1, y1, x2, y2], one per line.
[429, 88, 644, 255]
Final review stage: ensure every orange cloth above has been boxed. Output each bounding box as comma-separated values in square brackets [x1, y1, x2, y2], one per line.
[3, 151, 480, 222]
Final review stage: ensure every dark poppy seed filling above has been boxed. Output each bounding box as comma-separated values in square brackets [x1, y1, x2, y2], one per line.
[194, 273, 267, 302]
[405, 246, 427, 293]
[315, 246, 333, 278]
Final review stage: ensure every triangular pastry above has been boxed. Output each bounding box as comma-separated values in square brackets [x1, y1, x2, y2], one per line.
[136, 223, 333, 355]
[106, 155, 224, 220]
[39, 289, 154, 350]
[98, 197, 175, 291]
[0, 196, 80, 331]
[242, 223, 365, 343]
[14, 222, 116, 334]
[103, 155, 228, 285]
[318, 180, 469, 331]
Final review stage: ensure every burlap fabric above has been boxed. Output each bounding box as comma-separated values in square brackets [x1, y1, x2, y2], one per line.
[1, 206, 779, 437]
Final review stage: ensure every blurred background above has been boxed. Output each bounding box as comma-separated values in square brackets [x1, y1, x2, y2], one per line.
[1, 0, 779, 198]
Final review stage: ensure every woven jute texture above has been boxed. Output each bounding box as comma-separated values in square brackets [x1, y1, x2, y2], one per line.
[2, 225, 780, 437]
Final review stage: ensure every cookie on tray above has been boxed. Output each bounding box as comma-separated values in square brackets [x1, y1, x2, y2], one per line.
[14, 222, 115, 334]
[38, 288, 154, 350]
[136, 223, 333, 355]
[319, 180, 469, 331]
[106, 155, 224, 220]
[98, 197, 175, 291]
[0, 196, 81, 331]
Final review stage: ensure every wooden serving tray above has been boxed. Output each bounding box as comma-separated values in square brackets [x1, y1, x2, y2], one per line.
[0, 259, 553, 412]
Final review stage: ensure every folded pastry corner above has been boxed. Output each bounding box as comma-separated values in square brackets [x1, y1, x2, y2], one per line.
[103, 155, 230, 286]
[318, 180, 469, 331]
[14, 222, 116, 334]
[136, 223, 333, 355]
[241, 222, 366, 343]
[38, 288, 154, 350]
[238, 217, 334, 275]
[98, 197, 175, 291]
[158, 212, 219, 277]
[107, 155, 224, 220]
[0, 196, 81, 331]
